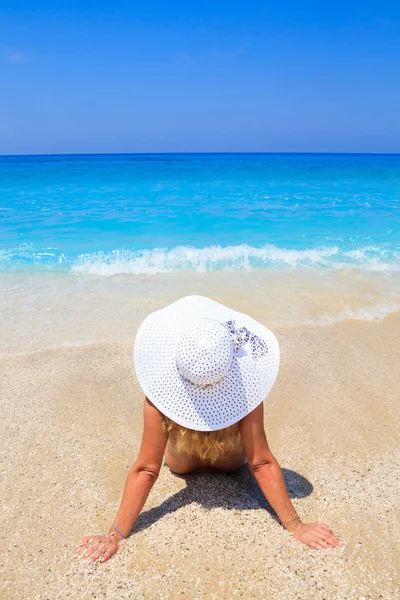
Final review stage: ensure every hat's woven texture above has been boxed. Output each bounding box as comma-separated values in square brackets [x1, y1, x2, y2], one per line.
[134, 296, 280, 431]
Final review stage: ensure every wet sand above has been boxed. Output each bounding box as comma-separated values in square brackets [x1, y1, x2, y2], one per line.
[1, 313, 400, 599]
[2, 268, 399, 355]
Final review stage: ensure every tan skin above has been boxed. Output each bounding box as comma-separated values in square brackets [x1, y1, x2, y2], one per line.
[74, 398, 341, 563]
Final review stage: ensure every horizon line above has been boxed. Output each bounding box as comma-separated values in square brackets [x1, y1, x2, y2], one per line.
[1, 151, 400, 158]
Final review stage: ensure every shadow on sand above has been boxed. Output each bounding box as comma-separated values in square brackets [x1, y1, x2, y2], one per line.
[133, 464, 312, 534]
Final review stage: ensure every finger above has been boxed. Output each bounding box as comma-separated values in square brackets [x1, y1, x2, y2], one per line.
[88, 547, 107, 564]
[315, 526, 336, 539]
[80, 537, 99, 547]
[78, 541, 94, 551]
[319, 532, 343, 548]
[329, 536, 342, 546]
[333, 537, 343, 546]
[73, 543, 95, 558]
[78, 540, 99, 555]
[81, 544, 102, 560]
[309, 542, 322, 550]
[317, 538, 331, 549]
[316, 523, 333, 533]
[319, 534, 336, 546]
[100, 547, 117, 563]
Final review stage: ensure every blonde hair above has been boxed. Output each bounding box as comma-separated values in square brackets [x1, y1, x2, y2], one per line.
[162, 415, 240, 463]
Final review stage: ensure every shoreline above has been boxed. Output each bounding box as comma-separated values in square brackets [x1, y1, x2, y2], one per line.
[1, 268, 400, 355]
[1, 314, 400, 599]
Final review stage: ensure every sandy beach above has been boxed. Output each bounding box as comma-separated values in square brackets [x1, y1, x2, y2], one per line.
[2, 0, 400, 595]
[1, 311, 400, 599]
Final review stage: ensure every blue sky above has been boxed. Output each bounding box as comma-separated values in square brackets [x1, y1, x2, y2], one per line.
[1, 1, 400, 154]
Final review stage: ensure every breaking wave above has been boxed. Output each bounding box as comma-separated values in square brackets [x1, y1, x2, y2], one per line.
[72, 243, 400, 275]
[1, 242, 400, 275]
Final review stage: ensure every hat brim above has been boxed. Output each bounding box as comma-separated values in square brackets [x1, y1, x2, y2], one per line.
[133, 296, 280, 431]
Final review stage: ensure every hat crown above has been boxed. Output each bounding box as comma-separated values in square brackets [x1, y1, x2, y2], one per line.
[175, 319, 233, 387]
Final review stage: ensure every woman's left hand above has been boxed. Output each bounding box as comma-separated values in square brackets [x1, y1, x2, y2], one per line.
[73, 534, 120, 564]
[293, 522, 342, 549]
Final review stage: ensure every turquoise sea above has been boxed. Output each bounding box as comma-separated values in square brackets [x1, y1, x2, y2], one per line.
[1, 153, 400, 353]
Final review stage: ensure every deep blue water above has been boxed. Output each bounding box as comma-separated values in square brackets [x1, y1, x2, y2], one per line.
[1, 153, 399, 274]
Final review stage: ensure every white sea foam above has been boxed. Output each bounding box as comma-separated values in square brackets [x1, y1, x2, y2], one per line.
[314, 301, 400, 325]
[1, 242, 399, 275]
[71, 243, 400, 276]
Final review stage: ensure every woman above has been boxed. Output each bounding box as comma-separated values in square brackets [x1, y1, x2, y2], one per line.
[74, 296, 342, 564]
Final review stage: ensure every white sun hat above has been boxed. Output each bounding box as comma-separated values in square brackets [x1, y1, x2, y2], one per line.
[133, 295, 280, 432]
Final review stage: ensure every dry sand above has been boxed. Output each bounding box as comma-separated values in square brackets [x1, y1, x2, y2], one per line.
[1, 313, 400, 599]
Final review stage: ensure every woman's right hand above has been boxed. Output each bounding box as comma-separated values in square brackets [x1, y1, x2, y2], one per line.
[292, 522, 342, 550]
[73, 534, 120, 563]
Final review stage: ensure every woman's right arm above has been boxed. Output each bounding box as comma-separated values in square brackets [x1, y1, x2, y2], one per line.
[74, 398, 169, 563]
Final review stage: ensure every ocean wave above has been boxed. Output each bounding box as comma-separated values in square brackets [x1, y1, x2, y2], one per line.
[1, 242, 400, 275]
[71, 245, 341, 275]
[72, 244, 400, 275]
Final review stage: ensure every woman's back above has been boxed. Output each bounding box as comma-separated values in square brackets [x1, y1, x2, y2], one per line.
[162, 409, 247, 474]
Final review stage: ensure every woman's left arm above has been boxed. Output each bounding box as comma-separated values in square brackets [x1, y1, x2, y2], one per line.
[74, 398, 168, 563]
[240, 403, 342, 550]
